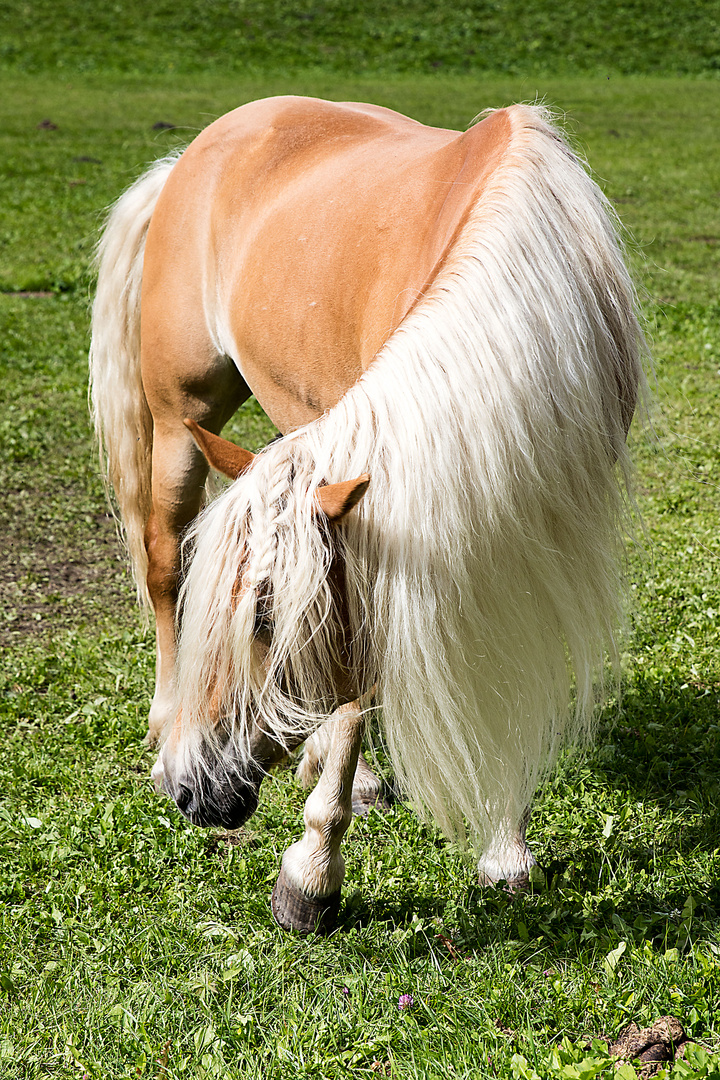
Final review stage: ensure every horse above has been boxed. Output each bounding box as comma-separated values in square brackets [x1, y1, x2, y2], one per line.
[89, 96, 644, 933]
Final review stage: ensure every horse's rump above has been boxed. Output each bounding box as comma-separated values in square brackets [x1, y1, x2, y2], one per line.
[141, 97, 512, 433]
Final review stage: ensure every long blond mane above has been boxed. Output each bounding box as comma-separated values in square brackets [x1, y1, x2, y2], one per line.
[175, 105, 644, 851]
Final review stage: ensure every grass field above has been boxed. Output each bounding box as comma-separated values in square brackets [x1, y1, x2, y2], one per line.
[1, 9, 720, 1078]
[2, 0, 719, 76]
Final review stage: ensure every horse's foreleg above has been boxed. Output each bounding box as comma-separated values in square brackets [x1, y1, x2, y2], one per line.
[477, 806, 536, 892]
[272, 701, 365, 934]
[298, 714, 389, 815]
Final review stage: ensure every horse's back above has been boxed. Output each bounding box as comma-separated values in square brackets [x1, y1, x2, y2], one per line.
[142, 97, 511, 431]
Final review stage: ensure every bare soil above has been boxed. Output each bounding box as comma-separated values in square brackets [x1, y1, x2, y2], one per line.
[0, 480, 137, 646]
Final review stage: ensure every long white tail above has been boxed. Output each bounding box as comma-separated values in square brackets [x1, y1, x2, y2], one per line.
[89, 156, 178, 607]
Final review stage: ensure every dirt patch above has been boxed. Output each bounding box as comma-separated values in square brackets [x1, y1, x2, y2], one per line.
[0, 483, 138, 646]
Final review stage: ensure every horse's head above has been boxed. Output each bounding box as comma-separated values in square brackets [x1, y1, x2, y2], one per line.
[151, 420, 370, 829]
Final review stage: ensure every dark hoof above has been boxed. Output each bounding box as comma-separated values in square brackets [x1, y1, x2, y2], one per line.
[478, 871, 531, 895]
[271, 866, 341, 935]
[351, 787, 394, 817]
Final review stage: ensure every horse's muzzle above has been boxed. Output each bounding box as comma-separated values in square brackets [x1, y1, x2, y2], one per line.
[152, 748, 264, 829]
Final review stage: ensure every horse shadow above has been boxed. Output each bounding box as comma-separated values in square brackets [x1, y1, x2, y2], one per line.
[336, 672, 720, 954]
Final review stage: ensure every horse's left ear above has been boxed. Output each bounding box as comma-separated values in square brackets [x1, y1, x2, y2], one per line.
[184, 418, 255, 480]
[315, 474, 370, 523]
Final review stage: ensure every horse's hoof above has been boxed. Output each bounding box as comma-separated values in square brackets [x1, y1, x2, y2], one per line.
[478, 870, 531, 895]
[271, 867, 341, 934]
[351, 787, 394, 817]
[349, 790, 390, 812]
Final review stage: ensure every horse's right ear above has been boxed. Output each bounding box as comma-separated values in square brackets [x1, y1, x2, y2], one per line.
[184, 418, 255, 480]
[315, 474, 370, 522]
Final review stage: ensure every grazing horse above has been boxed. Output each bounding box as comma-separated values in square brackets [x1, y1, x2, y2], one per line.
[90, 96, 643, 933]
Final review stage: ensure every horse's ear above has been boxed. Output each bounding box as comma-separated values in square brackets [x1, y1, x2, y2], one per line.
[315, 474, 370, 523]
[184, 418, 255, 480]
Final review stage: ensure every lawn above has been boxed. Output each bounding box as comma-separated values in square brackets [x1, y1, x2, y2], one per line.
[1, 9, 720, 1078]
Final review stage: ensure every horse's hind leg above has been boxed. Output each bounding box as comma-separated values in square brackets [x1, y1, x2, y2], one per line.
[142, 346, 250, 744]
[298, 717, 391, 815]
[273, 701, 367, 934]
[477, 807, 536, 893]
[143, 422, 209, 744]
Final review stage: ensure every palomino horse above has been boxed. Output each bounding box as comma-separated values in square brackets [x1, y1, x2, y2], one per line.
[90, 96, 643, 933]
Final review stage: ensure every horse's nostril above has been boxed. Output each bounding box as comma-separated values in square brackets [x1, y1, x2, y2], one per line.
[176, 783, 194, 812]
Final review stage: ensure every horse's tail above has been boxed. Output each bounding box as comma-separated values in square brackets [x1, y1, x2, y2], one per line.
[89, 155, 179, 608]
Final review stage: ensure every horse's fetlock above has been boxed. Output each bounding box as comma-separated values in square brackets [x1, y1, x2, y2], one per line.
[304, 789, 350, 836]
[324, 802, 352, 835]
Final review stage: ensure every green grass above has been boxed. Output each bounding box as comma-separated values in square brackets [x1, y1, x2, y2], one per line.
[2, 56, 720, 1080]
[2, 0, 719, 77]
